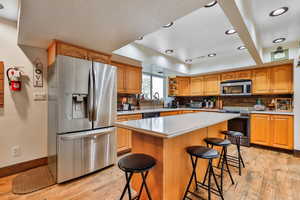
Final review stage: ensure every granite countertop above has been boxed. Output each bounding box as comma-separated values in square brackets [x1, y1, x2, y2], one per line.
[114, 112, 240, 138]
[117, 108, 294, 116]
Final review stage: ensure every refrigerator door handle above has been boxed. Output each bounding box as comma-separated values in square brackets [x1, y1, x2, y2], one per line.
[88, 66, 94, 122]
[92, 64, 98, 122]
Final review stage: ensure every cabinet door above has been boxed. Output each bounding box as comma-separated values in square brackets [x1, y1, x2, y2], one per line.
[270, 115, 293, 150]
[271, 65, 292, 94]
[116, 116, 132, 152]
[221, 72, 236, 81]
[250, 114, 271, 146]
[236, 70, 252, 80]
[177, 77, 191, 96]
[117, 66, 126, 93]
[204, 75, 220, 95]
[252, 68, 271, 94]
[190, 77, 204, 96]
[125, 66, 142, 94]
[160, 111, 180, 116]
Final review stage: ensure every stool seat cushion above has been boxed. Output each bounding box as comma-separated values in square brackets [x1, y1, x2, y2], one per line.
[204, 137, 231, 146]
[221, 130, 243, 137]
[186, 146, 219, 159]
[118, 153, 156, 173]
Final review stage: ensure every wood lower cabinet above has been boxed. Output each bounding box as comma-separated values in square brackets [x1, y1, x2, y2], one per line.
[190, 77, 204, 96]
[160, 111, 181, 116]
[117, 114, 142, 153]
[251, 114, 294, 150]
[270, 115, 293, 150]
[270, 65, 293, 94]
[204, 74, 220, 96]
[251, 114, 271, 146]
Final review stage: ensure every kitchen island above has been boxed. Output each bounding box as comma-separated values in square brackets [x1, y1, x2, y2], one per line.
[114, 112, 239, 200]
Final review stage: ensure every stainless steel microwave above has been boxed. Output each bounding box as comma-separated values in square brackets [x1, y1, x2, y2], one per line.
[220, 80, 252, 96]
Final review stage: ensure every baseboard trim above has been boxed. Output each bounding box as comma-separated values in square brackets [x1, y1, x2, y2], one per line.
[294, 150, 300, 157]
[250, 143, 293, 154]
[0, 157, 48, 178]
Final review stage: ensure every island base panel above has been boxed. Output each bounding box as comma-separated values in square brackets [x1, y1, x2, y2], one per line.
[131, 121, 227, 200]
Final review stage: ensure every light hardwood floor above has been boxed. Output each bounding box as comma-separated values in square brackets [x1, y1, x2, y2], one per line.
[1, 146, 300, 200]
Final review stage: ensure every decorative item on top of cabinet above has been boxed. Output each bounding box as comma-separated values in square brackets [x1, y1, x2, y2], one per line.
[190, 76, 204, 96]
[47, 40, 112, 66]
[203, 74, 220, 96]
[0, 62, 4, 107]
[111, 61, 142, 94]
[270, 64, 293, 94]
[252, 68, 271, 94]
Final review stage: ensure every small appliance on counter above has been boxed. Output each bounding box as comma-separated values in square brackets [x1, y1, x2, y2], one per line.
[188, 101, 204, 108]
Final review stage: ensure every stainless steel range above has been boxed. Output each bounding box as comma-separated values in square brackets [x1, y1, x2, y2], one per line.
[48, 55, 117, 183]
[220, 106, 251, 147]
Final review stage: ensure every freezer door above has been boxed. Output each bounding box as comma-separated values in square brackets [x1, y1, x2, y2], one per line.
[92, 62, 117, 128]
[57, 127, 117, 183]
[57, 55, 93, 133]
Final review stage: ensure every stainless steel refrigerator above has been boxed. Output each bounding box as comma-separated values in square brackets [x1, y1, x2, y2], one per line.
[48, 55, 117, 183]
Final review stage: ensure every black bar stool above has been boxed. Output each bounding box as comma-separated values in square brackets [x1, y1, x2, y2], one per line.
[218, 131, 245, 176]
[183, 146, 224, 200]
[203, 138, 235, 193]
[118, 153, 156, 200]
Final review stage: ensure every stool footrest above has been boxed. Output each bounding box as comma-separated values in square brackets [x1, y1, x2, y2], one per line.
[197, 182, 223, 197]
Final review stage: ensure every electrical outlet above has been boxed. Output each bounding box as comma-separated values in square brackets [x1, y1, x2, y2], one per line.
[12, 146, 21, 157]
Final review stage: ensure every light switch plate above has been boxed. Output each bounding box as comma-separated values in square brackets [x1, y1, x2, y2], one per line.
[33, 92, 47, 101]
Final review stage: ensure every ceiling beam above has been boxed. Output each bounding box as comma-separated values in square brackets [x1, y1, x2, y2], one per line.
[218, 0, 263, 65]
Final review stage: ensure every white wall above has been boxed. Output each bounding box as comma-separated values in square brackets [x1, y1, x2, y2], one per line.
[0, 18, 48, 168]
[293, 46, 300, 150]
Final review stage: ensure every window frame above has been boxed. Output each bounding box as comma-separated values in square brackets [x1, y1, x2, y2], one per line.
[142, 72, 166, 100]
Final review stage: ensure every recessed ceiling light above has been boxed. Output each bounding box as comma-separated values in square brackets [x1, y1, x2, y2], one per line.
[269, 7, 288, 17]
[0, 4, 4, 9]
[165, 49, 174, 54]
[208, 53, 216, 57]
[225, 29, 236, 35]
[273, 38, 286, 43]
[204, 0, 217, 8]
[163, 22, 174, 28]
[137, 36, 143, 40]
[185, 59, 192, 63]
[237, 46, 246, 50]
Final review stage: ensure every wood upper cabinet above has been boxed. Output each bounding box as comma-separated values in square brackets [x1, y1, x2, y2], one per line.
[47, 40, 112, 66]
[270, 65, 293, 94]
[221, 72, 236, 81]
[125, 66, 142, 94]
[236, 70, 252, 80]
[56, 42, 88, 60]
[190, 76, 204, 96]
[251, 114, 294, 150]
[204, 74, 220, 96]
[111, 61, 142, 94]
[177, 77, 190, 96]
[251, 114, 271, 146]
[252, 68, 271, 94]
[270, 115, 293, 150]
[87, 51, 111, 63]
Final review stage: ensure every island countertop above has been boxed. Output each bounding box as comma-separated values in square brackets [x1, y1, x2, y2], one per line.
[114, 112, 240, 138]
